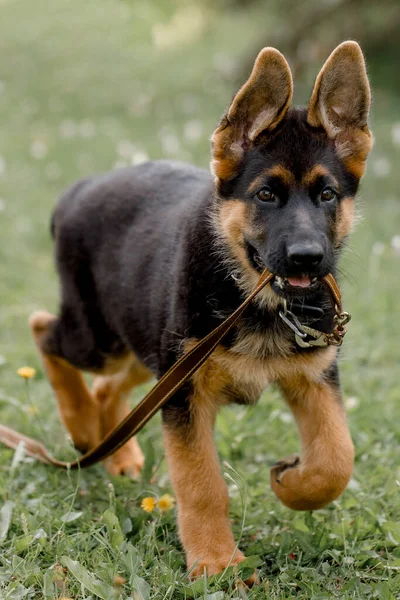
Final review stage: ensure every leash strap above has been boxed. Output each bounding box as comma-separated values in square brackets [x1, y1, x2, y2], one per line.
[322, 273, 343, 312]
[0, 270, 274, 469]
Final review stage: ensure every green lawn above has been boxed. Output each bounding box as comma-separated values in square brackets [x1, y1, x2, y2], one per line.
[1, 1, 400, 598]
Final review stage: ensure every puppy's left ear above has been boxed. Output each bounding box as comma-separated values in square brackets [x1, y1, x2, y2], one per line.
[308, 41, 373, 178]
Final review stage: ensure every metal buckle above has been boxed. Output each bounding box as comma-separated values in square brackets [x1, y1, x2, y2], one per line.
[279, 299, 331, 348]
[334, 310, 351, 329]
[295, 326, 329, 348]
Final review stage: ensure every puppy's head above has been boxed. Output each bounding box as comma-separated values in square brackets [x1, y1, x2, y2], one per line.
[211, 42, 372, 303]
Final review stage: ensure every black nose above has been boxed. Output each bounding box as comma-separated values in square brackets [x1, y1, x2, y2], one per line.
[287, 242, 324, 269]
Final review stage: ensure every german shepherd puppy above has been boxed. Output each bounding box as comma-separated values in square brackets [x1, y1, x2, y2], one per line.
[30, 41, 372, 580]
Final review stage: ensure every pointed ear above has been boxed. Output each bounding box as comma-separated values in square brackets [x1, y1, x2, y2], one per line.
[308, 41, 373, 178]
[211, 48, 293, 181]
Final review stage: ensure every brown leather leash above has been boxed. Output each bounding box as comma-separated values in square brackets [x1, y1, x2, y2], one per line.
[0, 270, 349, 469]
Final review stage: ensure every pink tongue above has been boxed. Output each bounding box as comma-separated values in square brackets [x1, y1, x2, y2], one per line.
[287, 275, 311, 288]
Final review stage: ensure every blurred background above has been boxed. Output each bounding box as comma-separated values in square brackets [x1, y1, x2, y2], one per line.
[0, 0, 400, 595]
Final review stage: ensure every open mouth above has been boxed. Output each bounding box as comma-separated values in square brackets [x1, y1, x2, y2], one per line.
[245, 241, 321, 295]
[273, 274, 320, 295]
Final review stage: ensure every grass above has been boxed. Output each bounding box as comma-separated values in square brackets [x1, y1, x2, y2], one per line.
[1, 0, 400, 598]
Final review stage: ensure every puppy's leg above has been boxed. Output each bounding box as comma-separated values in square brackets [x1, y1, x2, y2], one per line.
[163, 391, 256, 583]
[29, 311, 101, 452]
[92, 358, 152, 477]
[271, 366, 354, 510]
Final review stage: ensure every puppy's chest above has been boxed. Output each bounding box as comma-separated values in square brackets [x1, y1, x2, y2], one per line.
[190, 323, 292, 405]
[219, 323, 294, 403]
[189, 320, 336, 405]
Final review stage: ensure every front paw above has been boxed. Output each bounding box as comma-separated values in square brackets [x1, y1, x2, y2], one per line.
[188, 550, 257, 586]
[104, 438, 144, 478]
[270, 453, 351, 511]
[270, 454, 300, 484]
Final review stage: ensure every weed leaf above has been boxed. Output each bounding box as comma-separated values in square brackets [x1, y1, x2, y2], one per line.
[60, 510, 83, 523]
[121, 543, 150, 599]
[61, 556, 114, 599]
[141, 439, 155, 484]
[374, 582, 396, 600]
[103, 508, 124, 549]
[0, 500, 13, 542]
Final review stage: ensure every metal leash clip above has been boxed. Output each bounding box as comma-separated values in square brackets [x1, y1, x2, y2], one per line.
[294, 326, 329, 348]
[279, 299, 330, 348]
[279, 300, 307, 339]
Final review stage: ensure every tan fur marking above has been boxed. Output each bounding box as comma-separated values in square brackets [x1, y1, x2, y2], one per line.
[218, 200, 247, 253]
[302, 164, 338, 189]
[29, 310, 151, 476]
[271, 375, 354, 510]
[186, 337, 337, 407]
[29, 311, 102, 452]
[231, 326, 292, 362]
[248, 165, 294, 194]
[100, 352, 136, 376]
[336, 196, 356, 242]
[214, 200, 281, 310]
[344, 158, 366, 179]
[217, 200, 251, 279]
[338, 128, 373, 178]
[163, 396, 256, 582]
[92, 357, 152, 476]
[266, 164, 295, 183]
[180, 322, 337, 578]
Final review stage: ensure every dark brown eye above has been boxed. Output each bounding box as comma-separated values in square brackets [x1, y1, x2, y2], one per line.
[257, 188, 275, 203]
[320, 187, 336, 202]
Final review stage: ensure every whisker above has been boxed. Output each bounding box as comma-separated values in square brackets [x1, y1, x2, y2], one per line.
[341, 241, 361, 259]
[337, 266, 358, 287]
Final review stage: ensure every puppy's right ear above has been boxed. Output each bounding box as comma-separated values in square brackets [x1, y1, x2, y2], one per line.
[307, 41, 373, 178]
[211, 48, 293, 182]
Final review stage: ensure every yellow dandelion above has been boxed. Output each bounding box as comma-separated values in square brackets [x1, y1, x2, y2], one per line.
[141, 497, 156, 513]
[17, 366, 36, 379]
[157, 494, 175, 512]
